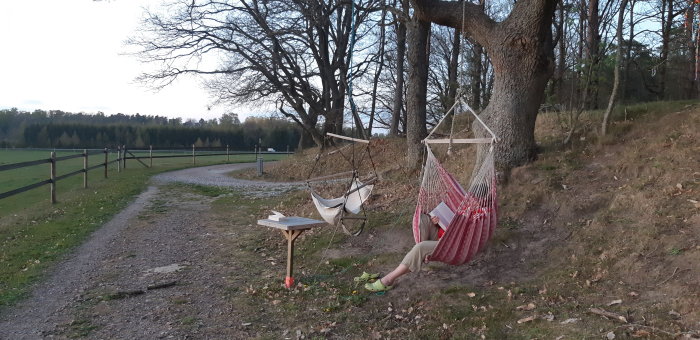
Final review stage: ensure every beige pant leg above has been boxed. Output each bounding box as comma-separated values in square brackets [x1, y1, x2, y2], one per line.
[401, 241, 438, 273]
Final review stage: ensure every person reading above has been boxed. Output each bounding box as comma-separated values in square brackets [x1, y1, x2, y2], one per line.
[363, 202, 455, 292]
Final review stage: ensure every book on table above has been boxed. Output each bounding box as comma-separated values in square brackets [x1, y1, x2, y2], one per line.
[268, 210, 287, 222]
[428, 202, 455, 230]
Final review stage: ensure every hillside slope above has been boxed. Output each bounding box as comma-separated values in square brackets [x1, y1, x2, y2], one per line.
[241, 102, 699, 337]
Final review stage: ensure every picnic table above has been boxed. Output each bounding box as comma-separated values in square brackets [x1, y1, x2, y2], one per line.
[257, 216, 325, 288]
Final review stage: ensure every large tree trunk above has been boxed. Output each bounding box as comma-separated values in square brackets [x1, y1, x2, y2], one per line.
[480, 39, 553, 171]
[405, 17, 431, 169]
[412, 0, 556, 173]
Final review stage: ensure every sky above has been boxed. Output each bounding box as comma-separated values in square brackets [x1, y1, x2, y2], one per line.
[0, 1, 248, 122]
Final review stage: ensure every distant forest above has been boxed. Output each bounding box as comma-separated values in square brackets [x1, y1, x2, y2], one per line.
[0, 108, 301, 151]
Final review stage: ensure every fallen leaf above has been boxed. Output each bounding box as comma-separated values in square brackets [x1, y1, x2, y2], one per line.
[607, 331, 616, 339]
[628, 292, 639, 297]
[467, 292, 476, 298]
[517, 316, 537, 324]
[542, 313, 555, 322]
[560, 318, 579, 324]
[516, 303, 536, 311]
[631, 330, 651, 338]
[607, 299, 622, 306]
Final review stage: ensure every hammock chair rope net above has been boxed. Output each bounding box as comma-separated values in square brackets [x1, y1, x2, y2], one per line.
[413, 94, 499, 266]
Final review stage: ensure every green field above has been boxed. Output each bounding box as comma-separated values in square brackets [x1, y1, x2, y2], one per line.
[0, 149, 285, 210]
[0, 148, 287, 307]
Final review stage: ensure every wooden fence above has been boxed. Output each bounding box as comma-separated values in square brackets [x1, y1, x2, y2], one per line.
[0, 145, 290, 204]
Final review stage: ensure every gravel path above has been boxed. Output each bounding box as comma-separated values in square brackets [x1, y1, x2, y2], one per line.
[0, 162, 302, 339]
[152, 162, 306, 196]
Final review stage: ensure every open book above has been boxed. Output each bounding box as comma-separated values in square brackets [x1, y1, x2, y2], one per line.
[429, 202, 455, 230]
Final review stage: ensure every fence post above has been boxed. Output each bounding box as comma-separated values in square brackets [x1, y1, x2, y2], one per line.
[50, 151, 56, 204]
[83, 149, 88, 188]
[192, 144, 195, 165]
[122, 145, 127, 169]
[226, 145, 230, 162]
[104, 148, 108, 178]
[117, 146, 121, 173]
[150, 145, 153, 168]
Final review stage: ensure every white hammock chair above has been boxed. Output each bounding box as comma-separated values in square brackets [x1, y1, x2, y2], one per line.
[310, 177, 374, 226]
[306, 133, 377, 236]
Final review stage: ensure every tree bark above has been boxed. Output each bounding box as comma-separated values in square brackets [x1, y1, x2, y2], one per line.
[685, 2, 697, 98]
[602, 0, 628, 136]
[447, 28, 461, 111]
[553, 0, 567, 103]
[586, 0, 600, 109]
[659, 0, 673, 100]
[390, 14, 408, 136]
[368, 7, 388, 136]
[621, 0, 635, 102]
[412, 0, 557, 172]
[405, 16, 431, 169]
[469, 0, 486, 109]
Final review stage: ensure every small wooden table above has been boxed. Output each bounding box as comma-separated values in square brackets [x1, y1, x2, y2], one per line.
[257, 216, 325, 288]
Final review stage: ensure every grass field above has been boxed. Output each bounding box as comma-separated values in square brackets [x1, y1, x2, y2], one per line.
[0, 148, 287, 307]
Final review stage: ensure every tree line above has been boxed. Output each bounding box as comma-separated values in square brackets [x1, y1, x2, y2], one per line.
[0, 108, 301, 151]
[128, 0, 700, 173]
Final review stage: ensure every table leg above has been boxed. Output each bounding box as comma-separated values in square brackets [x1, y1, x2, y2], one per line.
[282, 229, 305, 288]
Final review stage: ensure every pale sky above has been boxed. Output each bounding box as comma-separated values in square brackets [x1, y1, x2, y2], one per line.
[0, 1, 252, 121]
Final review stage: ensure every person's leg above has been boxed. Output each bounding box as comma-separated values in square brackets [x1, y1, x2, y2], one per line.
[380, 240, 438, 286]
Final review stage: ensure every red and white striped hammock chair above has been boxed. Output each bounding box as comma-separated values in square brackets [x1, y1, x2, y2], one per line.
[412, 96, 499, 265]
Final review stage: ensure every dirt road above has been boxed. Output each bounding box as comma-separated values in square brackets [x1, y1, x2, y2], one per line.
[0, 163, 303, 339]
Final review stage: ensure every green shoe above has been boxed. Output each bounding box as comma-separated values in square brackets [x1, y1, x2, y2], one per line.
[353, 271, 380, 282]
[364, 279, 392, 292]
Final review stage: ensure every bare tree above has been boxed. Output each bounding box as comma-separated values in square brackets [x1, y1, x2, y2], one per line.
[130, 0, 378, 148]
[602, 0, 629, 136]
